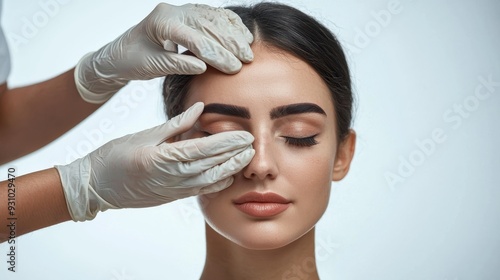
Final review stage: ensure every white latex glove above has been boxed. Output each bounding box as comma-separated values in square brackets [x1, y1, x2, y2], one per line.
[75, 3, 254, 104]
[55, 102, 255, 221]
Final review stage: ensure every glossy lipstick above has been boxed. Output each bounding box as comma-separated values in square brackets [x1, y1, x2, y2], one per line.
[233, 192, 291, 218]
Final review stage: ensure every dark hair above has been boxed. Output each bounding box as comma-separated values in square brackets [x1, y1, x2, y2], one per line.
[163, 2, 353, 141]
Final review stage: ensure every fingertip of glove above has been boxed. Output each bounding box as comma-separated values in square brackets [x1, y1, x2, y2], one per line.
[222, 176, 235, 187]
[241, 148, 256, 163]
[164, 102, 205, 138]
[191, 101, 205, 112]
[219, 176, 235, 191]
[228, 147, 255, 169]
[192, 60, 208, 74]
[221, 57, 243, 74]
[242, 48, 254, 63]
[185, 102, 205, 118]
[233, 130, 254, 143]
[173, 54, 207, 74]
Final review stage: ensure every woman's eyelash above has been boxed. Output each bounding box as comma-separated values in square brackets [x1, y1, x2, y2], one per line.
[203, 130, 318, 147]
[283, 135, 319, 147]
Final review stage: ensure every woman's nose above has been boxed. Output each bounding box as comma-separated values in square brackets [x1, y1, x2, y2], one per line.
[242, 133, 279, 180]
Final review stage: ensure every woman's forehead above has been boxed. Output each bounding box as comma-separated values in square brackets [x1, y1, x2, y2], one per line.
[185, 43, 334, 114]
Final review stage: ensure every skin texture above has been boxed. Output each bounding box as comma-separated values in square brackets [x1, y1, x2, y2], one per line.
[178, 43, 356, 279]
[0, 168, 71, 243]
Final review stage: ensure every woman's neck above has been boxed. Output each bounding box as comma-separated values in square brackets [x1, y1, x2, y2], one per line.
[199, 223, 320, 280]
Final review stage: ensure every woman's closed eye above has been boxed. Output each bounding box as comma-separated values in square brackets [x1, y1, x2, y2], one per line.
[282, 134, 319, 147]
[201, 130, 214, 136]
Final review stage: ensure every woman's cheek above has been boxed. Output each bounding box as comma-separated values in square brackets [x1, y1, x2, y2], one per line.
[279, 140, 336, 187]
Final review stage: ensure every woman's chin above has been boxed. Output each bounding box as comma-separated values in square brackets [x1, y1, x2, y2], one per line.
[208, 220, 312, 250]
[228, 234, 296, 250]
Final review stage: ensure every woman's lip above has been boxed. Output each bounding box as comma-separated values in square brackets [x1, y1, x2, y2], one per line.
[232, 192, 291, 218]
[232, 192, 291, 204]
[234, 202, 290, 218]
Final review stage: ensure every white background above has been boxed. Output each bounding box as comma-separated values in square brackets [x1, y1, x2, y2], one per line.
[1, 0, 499, 279]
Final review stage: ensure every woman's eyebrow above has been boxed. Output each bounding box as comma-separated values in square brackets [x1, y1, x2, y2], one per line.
[270, 103, 326, 119]
[202, 103, 251, 119]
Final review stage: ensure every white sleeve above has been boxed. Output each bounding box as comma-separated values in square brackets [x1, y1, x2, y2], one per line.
[0, 0, 11, 84]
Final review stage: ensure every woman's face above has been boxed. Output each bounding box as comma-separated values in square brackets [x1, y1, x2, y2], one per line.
[179, 43, 349, 250]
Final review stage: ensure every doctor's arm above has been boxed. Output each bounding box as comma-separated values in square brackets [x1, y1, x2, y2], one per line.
[0, 168, 71, 243]
[0, 69, 100, 165]
[0, 3, 253, 165]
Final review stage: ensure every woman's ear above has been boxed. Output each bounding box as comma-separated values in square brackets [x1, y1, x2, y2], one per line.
[332, 129, 356, 181]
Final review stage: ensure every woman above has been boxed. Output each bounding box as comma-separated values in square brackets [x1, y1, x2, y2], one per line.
[163, 2, 356, 279]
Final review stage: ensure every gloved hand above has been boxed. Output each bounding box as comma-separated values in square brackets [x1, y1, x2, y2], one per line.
[75, 3, 254, 104]
[55, 102, 255, 221]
